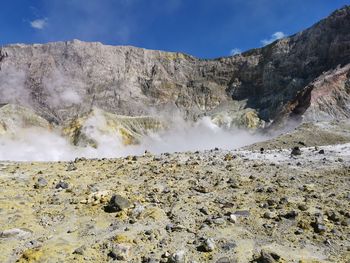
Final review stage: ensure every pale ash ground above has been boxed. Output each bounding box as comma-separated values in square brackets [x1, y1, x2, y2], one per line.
[0, 139, 349, 262]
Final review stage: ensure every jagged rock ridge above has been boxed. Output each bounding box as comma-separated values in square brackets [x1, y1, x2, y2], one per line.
[0, 6, 349, 127]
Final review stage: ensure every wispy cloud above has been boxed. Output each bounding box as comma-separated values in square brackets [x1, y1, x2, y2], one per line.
[30, 18, 48, 30]
[261, 31, 286, 46]
[230, 48, 242, 56]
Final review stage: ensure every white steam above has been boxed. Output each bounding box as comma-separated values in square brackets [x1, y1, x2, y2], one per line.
[139, 117, 266, 153]
[0, 67, 83, 108]
[43, 70, 83, 107]
[0, 115, 268, 162]
[0, 67, 30, 106]
[0, 67, 268, 162]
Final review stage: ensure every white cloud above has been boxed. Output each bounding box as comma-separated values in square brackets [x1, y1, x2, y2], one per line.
[261, 31, 286, 46]
[230, 48, 242, 56]
[30, 18, 48, 30]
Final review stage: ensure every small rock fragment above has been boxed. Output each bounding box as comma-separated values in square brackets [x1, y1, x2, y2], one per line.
[311, 222, 326, 234]
[213, 218, 226, 225]
[109, 244, 131, 261]
[341, 219, 349, 226]
[294, 228, 304, 235]
[203, 238, 216, 252]
[216, 257, 235, 263]
[255, 250, 281, 263]
[0, 228, 32, 239]
[34, 177, 48, 189]
[142, 257, 158, 263]
[221, 242, 236, 251]
[298, 204, 308, 211]
[199, 207, 209, 215]
[168, 250, 185, 263]
[55, 181, 69, 189]
[282, 210, 298, 219]
[166, 224, 174, 232]
[263, 211, 275, 219]
[224, 154, 234, 161]
[291, 147, 301, 156]
[326, 211, 340, 222]
[66, 162, 77, 171]
[73, 245, 86, 255]
[233, 210, 250, 218]
[104, 194, 131, 213]
[229, 214, 237, 223]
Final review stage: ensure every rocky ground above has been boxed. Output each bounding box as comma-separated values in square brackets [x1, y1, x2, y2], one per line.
[1, 5, 350, 263]
[247, 120, 350, 150]
[0, 121, 349, 263]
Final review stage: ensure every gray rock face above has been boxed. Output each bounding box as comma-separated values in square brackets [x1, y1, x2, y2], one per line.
[0, 6, 349, 125]
[302, 64, 350, 121]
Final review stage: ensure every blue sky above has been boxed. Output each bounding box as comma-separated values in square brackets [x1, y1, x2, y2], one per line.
[0, 0, 348, 58]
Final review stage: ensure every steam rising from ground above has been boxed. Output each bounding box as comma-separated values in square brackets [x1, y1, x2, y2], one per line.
[0, 116, 268, 162]
[0, 67, 268, 162]
[0, 67, 83, 108]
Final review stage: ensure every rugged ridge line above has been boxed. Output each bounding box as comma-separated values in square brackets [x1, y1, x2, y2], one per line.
[0, 6, 349, 126]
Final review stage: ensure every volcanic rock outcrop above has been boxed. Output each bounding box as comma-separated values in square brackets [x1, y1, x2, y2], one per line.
[1, 6, 350, 263]
[0, 104, 52, 137]
[63, 108, 165, 147]
[0, 6, 349, 128]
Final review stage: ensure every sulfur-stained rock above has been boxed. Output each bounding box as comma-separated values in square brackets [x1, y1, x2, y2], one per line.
[141, 207, 167, 221]
[81, 190, 111, 205]
[17, 248, 43, 262]
[0, 104, 52, 137]
[63, 108, 166, 148]
[0, 114, 350, 263]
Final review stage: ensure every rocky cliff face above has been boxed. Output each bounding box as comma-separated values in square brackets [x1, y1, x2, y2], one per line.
[0, 6, 349, 127]
[303, 64, 350, 121]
